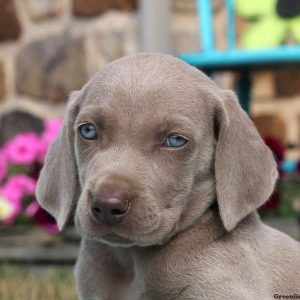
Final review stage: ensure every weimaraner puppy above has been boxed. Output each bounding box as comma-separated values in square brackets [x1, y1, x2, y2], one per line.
[36, 53, 300, 300]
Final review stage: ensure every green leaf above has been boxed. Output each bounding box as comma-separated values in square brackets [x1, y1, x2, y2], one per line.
[8, 165, 31, 175]
[235, 0, 276, 19]
[241, 16, 288, 49]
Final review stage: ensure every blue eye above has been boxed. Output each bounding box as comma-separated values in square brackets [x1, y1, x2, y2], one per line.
[164, 134, 188, 148]
[79, 124, 97, 140]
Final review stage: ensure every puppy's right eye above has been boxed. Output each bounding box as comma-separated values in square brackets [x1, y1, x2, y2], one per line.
[78, 123, 97, 140]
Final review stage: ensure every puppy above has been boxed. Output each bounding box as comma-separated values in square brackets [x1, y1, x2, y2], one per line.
[36, 53, 300, 300]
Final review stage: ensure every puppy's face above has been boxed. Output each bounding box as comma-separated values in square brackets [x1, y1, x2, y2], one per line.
[74, 57, 216, 246]
[36, 54, 277, 247]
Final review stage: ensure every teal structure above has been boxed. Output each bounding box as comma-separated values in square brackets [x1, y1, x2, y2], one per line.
[179, 0, 300, 113]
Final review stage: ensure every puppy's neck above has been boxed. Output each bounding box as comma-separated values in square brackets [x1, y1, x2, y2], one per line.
[165, 202, 226, 249]
[142, 203, 260, 255]
[80, 205, 261, 294]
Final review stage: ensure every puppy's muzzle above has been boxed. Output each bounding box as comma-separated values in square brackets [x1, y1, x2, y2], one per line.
[91, 196, 129, 225]
[90, 174, 136, 225]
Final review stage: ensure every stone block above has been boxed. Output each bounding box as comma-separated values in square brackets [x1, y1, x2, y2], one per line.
[172, 14, 199, 54]
[275, 67, 300, 98]
[172, 0, 222, 13]
[0, 110, 43, 146]
[236, 17, 250, 48]
[87, 12, 137, 74]
[110, 0, 137, 11]
[25, 0, 65, 21]
[172, 0, 196, 14]
[252, 113, 286, 143]
[16, 34, 88, 102]
[0, 0, 21, 41]
[73, 0, 137, 17]
[214, 5, 227, 50]
[252, 71, 276, 100]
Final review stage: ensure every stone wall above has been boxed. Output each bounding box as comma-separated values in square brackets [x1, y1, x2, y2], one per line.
[0, 0, 201, 118]
[0, 0, 299, 150]
[0, 0, 140, 119]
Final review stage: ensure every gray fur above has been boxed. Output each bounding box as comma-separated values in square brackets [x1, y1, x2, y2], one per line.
[36, 53, 300, 300]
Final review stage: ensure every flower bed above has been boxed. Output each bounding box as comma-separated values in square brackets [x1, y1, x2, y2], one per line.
[0, 119, 61, 232]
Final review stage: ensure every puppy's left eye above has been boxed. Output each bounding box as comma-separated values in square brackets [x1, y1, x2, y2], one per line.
[79, 123, 97, 140]
[163, 134, 188, 148]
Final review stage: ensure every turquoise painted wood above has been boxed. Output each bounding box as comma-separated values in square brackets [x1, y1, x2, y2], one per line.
[198, 0, 215, 51]
[180, 0, 300, 66]
[179, 0, 300, 112]
[181, 46, 300, 68]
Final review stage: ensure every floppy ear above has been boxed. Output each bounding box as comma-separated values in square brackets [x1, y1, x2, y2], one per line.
[214, 91, 278, 231]
[36, 91, 81, 230]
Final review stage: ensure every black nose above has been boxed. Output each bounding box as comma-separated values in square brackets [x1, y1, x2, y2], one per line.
[91, 197, 129, 225]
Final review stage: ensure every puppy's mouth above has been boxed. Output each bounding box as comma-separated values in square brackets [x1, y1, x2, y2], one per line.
[97, 233, 136, 247]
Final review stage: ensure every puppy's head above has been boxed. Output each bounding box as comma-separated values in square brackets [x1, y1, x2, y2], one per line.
[36, 54, 278, 247]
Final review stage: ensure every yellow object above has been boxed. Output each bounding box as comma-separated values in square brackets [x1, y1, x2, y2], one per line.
[0, 196, 13, 220]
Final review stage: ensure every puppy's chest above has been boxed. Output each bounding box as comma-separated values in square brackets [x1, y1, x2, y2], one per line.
[121, 273, 185, 300]
[127, 253, 198, 300]
[123, 267, 163, 300]
[111, 255, 191, 300]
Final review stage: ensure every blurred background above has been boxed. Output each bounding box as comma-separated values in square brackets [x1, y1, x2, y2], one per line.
[0, 0, 299, 299]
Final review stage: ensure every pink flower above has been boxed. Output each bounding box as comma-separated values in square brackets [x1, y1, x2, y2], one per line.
[44, 118, 62, 134]
[3, 175, 36, 202]
[0, 175, 36, 225]
[40, 118, 62, 161]
[6, 133, 42, 165]
[42, 119, 62, 146]
[0, 191, 22, 224]
[0, 149, 7, 182]
[296, 160, 300, 175]
[25, 200, 39, 217]
[26, 201, 59, 234]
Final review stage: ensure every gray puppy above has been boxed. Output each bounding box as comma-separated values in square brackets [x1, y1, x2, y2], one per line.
[36, 53, 300, 300]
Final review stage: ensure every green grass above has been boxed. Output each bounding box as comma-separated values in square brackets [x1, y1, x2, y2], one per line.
[0, 265, 77, 300]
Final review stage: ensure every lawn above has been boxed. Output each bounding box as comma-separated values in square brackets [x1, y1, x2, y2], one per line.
[0, 265, 77, 300]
